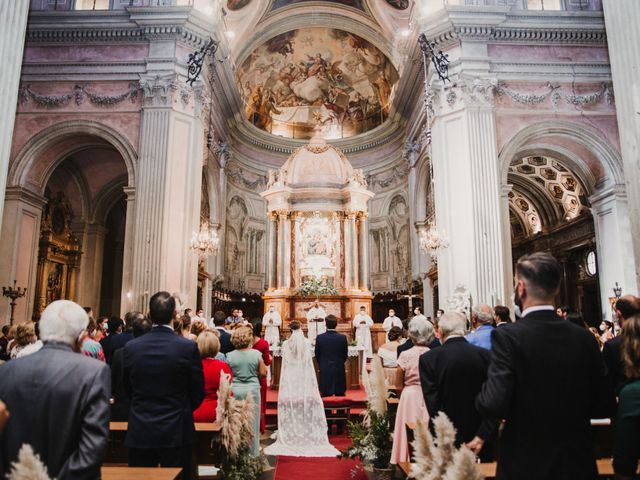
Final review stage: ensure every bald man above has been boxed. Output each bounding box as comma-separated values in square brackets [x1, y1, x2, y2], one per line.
[465, 304, 495, 350]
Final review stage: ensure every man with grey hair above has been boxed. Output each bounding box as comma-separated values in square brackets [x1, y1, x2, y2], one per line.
[419, 311, 497, 461]
[0, 300, 110, 479]
[465, 304, 495, 350]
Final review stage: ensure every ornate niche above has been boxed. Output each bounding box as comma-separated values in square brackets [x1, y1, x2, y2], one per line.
[34, 192, 81, 316]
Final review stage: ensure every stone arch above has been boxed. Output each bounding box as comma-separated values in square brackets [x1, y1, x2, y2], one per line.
[91, 176, 128, 225]
[413, 156, 431, 221]
[9, 119, 137, 193]
[45, 159, 92, 223]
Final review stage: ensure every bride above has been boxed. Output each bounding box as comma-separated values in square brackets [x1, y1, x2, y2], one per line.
[264, 321, 340, 457]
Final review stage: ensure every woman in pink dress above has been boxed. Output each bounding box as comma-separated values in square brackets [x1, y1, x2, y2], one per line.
[390, 317, 435, 465]
[252, 320, 272, 434]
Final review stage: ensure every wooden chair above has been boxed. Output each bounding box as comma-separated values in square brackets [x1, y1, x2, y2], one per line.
[322, 396, 353, 434]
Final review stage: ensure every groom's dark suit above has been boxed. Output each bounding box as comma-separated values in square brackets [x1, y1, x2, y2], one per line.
[315, 329, 348, 396]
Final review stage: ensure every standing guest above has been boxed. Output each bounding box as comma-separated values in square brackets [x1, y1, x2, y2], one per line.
[111, 313, 151, 422]
[556, 305, 570, 319]
[494, 305, 511, 327]
[599, 320, 615, 344]
[382, 309, 403, 341]
[397, 319, 413, 359]
[15, 321, 43, 359]
[192, 309, 207, 325]
[252, 321, 272, 433]
[0, 300, 110, 479]
[465, 304, 495, 350]
[83, 306, 94, 321]
[613, 313, 640, 479]
[227, 326, 266, 456]
[9, 321, 37, 359]
[315, 315, 348, 397]
[477, 252, 616, 480]
[262, 304, 282, 345]
[391, 317, 434, 465]
[190, 321, 206, 339]
[5, 325, 17, 356]
[96, 316, 109, 341]
[602, 295, 640, 394]
[177, 314, 193, 339]
[109, 313, 134, 354]
[123, 291, 205, 479]
[420, 312, 497, 461]
[193, 332, 233, 423]
[413, 307, 427, 322]
[213, 310, 234, 354]
[100, 316, 124, 364]
[81, 318, 105, 361]
[353, 305, 373, 359]
[436, 308, 445, 319]
[184, 308, 193, 318]
[0, 325, 10, 361]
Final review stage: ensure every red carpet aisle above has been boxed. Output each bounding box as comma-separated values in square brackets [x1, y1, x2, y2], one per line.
[273, 435, 368, 480]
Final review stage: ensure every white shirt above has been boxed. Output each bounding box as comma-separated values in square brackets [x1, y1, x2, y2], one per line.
[521, 305, 555, 318]
[382, 315, 402, 332]
[307, 307, 326, 321]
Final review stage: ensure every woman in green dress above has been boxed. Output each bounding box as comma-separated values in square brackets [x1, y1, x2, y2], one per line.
[226, 325, 267, 456]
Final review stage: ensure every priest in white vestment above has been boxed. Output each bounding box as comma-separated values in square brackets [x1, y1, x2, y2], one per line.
[263, 305, 282, 345]
[353, 306, 373, 358]
[382, 308, 403, 341]
[306, 301, 327, 344]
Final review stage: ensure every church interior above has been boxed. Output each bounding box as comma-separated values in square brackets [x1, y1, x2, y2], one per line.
[0, 0, 639, 479]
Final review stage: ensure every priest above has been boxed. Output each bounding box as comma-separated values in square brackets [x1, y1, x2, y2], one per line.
[262, 305, 282, 345]
[306, 300, 327, 344]
[353, 306, 373, 358]
[382, 308, 402, 341]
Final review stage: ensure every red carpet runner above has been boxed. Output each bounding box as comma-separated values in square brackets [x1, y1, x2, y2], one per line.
[272, 435, 368, 480]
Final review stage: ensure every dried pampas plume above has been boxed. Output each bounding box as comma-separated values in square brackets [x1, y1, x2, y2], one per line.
[216, 371, 255, 458]
[8, 444, 51, 480]
[362, 354, 388, 424]
[410, 413, 484, 480]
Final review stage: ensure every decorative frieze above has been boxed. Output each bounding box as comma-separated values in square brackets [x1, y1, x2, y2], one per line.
[139, 73, 178, 107]
[18, 83, 141, 108]
[226, 161, 267, 190]
[494, 81, 614, 108]
[366, 163, 409, 192]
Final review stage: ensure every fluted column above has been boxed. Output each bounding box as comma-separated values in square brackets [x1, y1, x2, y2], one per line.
[358, 212, 370, 291]
[119, 186, 136, 315]
[267, 213, 277, 290]
[276, 210, 290, 290]
[0, 0, 29, 238]
[333, 213, 343, 289]
[283, 212, 292, 290]
[344, 210, 358, 290]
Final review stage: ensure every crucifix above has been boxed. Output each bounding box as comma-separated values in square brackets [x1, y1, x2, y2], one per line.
[399, 271, 422, 318]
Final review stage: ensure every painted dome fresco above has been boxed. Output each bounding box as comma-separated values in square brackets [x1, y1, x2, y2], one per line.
[237, 27, 399, 140]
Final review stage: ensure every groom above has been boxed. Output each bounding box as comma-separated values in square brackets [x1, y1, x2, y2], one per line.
[315, 315, 348, 397]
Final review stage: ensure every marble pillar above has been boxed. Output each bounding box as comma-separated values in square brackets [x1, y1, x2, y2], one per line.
[358, 213, 370, 291]
[344, 211, 358, 290]
[602, 0, 640, 293]
[119, 186, 136, 316]
[75, 223, 108, 314]
[0, 0, 30, 238]
[276, 211, 290, 290]
[267, 213, 277, 290]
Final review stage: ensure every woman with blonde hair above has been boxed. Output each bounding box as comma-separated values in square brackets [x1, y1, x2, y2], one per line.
[10, 322, 37, 359]
[226, 325, 267, 456]
[193, 331, 233, 423]
[613, 313, 640, 479]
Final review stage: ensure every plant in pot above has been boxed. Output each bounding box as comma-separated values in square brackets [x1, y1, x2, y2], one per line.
[341, 356, 393, 480]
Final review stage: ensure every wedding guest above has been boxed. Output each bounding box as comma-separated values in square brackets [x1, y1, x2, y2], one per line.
[190, 321, 206, 339]
[599, 320, 615, 344]
[193, 332, 233, 423]
[465, 304, 494, 350]
[420, 312, 497, 461]
[262, 304, 282, 345]
[252, 321, 272, 433]
[602, 295, 640, 394]
[100, 316, 124, 364]
[15, 321, 43, 359]
[0, 325, 10, 361]
[378, 326, 402, 387]
[213, 310, 234, 354]
[96, 316, 109, 341]
[9, 321, 37, 359]
[227, 325, 266, 456]
[315, 315, 348, 397]
[391, 317, 434, 465]
[81, 318, 105, 361]
[494, 305, 511, 327]
[382, 308, 403, 341]
[556, 305, 570, 319]
[177, 314, 193, 339]
[124, 292, 204, 478]
[353, 306, 373, 358]
[477, 252, 615, 479]
[110, 312, 136, 352]
[0, 300, 110, 479]
[192, 309, 207, 325]
[613, 313, 640, 479]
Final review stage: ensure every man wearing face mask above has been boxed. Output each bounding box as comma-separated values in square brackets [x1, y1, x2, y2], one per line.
[476, 252, 615, 480]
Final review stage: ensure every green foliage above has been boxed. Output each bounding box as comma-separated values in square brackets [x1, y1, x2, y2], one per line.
[297, 277, 338, 297]
[341, 410, 393, 469]
[219, 448, 263, 480]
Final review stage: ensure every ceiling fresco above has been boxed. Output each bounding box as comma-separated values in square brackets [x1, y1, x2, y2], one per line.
[270, 0, 365, 11]
[384, 0, 409, 9]
[237, 27, 399, 140]
[227, 0, 252, 10]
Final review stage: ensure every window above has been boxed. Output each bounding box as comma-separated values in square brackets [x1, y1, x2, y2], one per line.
[526, 0, 562, 9]
[74, 0, 110, 9]
[585, 250, 597, 276]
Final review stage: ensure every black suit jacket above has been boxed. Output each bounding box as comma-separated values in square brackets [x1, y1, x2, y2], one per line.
[397, 338, 413, 358]
[123, 326, 205, 448]
[476, 310, 616, 480]
[420, 337, 497, 447]
[602, 336, 625, 394]
[216, 327, 234, 355]
[110, 348, 129, 422]
[0, 343, 111, 480]
[315, 330, 348, 396]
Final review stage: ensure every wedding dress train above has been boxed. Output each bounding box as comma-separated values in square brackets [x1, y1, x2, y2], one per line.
[264, 330, 340, 457]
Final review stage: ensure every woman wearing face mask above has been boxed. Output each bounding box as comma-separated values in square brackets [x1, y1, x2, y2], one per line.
[600, 320, 615, 344]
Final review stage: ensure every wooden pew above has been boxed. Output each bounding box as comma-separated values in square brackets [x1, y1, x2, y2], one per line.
[101, 466, 182, 480]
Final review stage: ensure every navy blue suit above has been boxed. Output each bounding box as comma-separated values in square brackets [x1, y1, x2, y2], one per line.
[315, 330, 348, 396]
[123, 325, 204, 475]
[215, 327, 234, 355]
[101, 332, 133, 365]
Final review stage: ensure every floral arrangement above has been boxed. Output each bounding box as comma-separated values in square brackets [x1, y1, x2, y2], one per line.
[297, 277, 338, 297]
[216, 372, 263, 480]
[7, 445, 51, 480]
[411, 414, 484, 480]
[341, 355, 393, 470]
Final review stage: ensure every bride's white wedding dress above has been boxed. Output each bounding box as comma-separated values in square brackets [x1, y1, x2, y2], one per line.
[264, 330, 340, 457]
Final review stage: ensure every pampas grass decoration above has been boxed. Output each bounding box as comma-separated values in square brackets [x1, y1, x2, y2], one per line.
[7, 445, 51, 480]
[410, 419, 435, 480]
[443, 447, 484, 480]
[362, 354, 388, 425]
[216, 370, 255, 458]
[432, 412, 457, 476]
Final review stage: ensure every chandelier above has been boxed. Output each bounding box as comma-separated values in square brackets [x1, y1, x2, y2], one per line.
[419, 220, 449, 259]
[190, 221, 220, 259]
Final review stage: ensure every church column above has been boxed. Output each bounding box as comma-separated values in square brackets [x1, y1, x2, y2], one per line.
[0, 0, 30, 237]
[276, 210, 290, 290]
[119, 186, 136, 316]
[344, 210, 357, 290]
[500, 185, 514, 307]
[358, 212, 369, 291]
[267, 212, 277, 290]
[75, 222, 108, 314]
[334, 213, 344, 289]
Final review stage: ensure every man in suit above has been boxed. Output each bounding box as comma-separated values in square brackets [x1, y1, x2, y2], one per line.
[493, 305, 511, 327]
[315, 314, 348, 397]
[0, 300, 110, 479]
[212, 310, 234, 354]
[602, 295, 640, 394]
[420, 311, 497, 461]
[124, 291, 205, 479]
[100, 316, 126, 364]
[476, 252, 616, 480]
